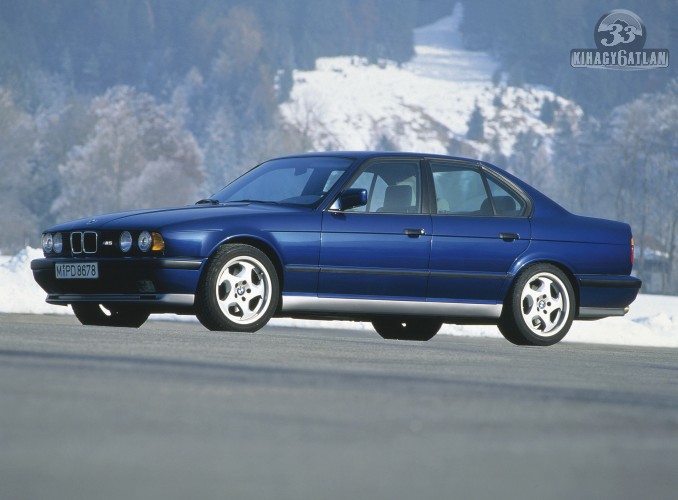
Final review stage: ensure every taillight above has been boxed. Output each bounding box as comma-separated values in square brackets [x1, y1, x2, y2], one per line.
[630, 237, 635, 265]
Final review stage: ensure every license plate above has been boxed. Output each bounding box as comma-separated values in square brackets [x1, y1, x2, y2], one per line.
[55, 262, 99, 279]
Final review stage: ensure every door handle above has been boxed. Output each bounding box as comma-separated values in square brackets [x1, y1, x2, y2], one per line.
[404, 228, 426, 237]
[499, 232, 520, 241]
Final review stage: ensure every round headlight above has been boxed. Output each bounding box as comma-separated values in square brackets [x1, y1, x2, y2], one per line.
[138, 231, 152, 252]
[119, 231, 133, 253]
[42, 233, 54, 253]
[53, 232, 63, 253]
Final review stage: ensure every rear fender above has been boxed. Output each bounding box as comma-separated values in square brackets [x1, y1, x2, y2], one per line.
[500, 252, 579, 306]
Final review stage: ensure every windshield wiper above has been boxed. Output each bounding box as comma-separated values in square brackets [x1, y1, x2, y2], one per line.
[195, 198, 221, 205]
[224, 199, 280, 205]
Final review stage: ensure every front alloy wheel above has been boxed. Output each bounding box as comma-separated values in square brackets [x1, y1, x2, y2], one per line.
[196, 244, 279, 332]
[499, 264, 574, 346]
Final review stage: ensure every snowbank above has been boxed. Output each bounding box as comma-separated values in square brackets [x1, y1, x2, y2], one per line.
[0, 247, 70, 315]
[2, 248, 676, 348]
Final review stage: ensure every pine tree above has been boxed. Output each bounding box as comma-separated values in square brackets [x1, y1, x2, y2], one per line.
[466, 103, 485, 141]
[539, 98, 557, 125]
[376, 134, 398, 151]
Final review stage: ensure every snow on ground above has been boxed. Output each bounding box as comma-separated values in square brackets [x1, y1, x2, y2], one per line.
[0, 248, 70, 316]
[279, 3, 582, 157]
[2, 247, 676, 348]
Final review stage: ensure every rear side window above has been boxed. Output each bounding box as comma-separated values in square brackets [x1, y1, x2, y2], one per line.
[431, 165, 488, 214]
[486, 176, 526, 216]
[430, 160, 526, 217]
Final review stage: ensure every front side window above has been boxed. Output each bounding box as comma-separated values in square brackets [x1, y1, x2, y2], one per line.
[214, 156, 353, 207]
[343, 160, 421, 213]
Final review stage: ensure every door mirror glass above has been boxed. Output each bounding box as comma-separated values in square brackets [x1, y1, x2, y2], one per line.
[336, 188, 368, 211]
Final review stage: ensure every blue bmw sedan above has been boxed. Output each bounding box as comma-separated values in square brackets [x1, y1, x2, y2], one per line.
[32, 152, 641, 345]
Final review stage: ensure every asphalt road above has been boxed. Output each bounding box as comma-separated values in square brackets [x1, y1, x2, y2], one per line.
[1, 314, 677, 500]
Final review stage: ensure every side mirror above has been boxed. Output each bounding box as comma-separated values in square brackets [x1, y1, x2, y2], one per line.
[334, 188, 368, 211]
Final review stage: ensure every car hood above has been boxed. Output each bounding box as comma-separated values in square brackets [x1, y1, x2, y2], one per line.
[48, 203, 310, 232]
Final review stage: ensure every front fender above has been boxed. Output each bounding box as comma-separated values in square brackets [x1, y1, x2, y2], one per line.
[200, 227, 322, 296]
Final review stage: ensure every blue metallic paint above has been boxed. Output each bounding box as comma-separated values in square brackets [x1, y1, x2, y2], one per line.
[32, 152, 641, 329]
[429, 215, 531, 301]
[319, 211, 431, 298]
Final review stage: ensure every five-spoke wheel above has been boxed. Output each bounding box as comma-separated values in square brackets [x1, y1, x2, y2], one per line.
[499, 264, 574, 346]
[196, 244, 279, 332]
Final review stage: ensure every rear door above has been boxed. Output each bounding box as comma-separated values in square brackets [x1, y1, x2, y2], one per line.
[427, 159, 531, 302]
[319, 158, 432, 299]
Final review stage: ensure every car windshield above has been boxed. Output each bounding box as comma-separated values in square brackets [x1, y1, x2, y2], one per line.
[213, 156, 354, 207]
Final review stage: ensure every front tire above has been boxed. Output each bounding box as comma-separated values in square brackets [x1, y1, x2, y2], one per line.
[195, 244, 279, 332]
[71, 303, 149, 328]
[499, 264, 575, 346]
[372, 318, 442, 341]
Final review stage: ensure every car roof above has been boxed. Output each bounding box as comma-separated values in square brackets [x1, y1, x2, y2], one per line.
[274, 151, 481, 163]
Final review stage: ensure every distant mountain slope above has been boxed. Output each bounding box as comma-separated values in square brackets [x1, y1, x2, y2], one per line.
[459, 0, 677, 116]
[280, 4, 582, 159]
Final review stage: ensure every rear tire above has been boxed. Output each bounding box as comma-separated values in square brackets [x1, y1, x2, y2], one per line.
[71, 303, 149, 328]
[372, 318, 442, 341]
[498, 264, 575, 346]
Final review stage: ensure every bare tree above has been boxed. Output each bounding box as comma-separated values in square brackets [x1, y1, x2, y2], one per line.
[52, 86, 204, 221]
[603, 82, 678, 292]
[280, 95, 340, 151]
[0, 88, 39, 252]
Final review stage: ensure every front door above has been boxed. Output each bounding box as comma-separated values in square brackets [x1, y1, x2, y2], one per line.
[319, 158, 432, 300]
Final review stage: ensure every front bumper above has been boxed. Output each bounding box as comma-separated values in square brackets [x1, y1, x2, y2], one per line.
[31, 257, 204, 311]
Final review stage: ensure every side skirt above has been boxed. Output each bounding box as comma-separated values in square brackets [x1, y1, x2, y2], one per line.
[281, 295, 502, 321]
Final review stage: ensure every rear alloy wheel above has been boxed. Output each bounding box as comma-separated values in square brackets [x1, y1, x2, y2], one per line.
[372, 318, 442, 341]
[71, 303, 149, 328]
[499, 264, 574, 346]
[196, 244, 279, 332]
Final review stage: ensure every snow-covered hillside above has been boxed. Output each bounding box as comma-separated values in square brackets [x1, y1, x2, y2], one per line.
[279, 3, 582, 158]
[2, 248, 677, 348]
